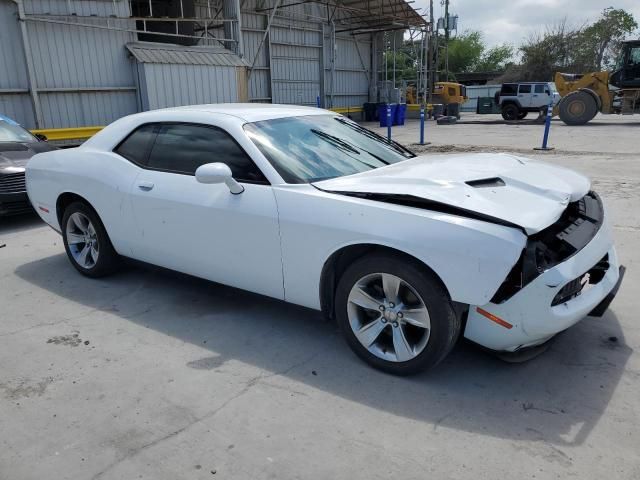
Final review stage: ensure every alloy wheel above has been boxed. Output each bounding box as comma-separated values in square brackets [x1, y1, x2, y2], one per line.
[347, 272, 431, 363]
[66, 212, 100, 269]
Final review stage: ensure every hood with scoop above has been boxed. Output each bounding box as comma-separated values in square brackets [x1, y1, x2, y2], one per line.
[313, 153, 591, 235]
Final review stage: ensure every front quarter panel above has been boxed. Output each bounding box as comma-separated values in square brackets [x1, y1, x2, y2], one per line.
[274, 186, 527, 309]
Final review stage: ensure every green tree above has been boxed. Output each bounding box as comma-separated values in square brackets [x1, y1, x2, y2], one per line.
[475, 43, 514, 71]
[580, 7, 638, 70]
[518, 20, 579, 80]
[440, 31, 514, 75]
[505, 8, 637, 82]
[445, 31, 484, 73]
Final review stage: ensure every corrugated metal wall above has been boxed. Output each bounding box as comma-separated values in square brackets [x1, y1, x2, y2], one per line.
[139, 63, 239, 109]
[325, 34, 371, 108]
[0, 0, 376, 129]
[270, 24, 322, 106]
[0, 0, 138, 128]
[0, 0, 35, 127]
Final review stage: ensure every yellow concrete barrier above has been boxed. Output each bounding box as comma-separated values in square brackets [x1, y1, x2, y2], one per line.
[330, 106, 363, 114]
[30, 126, 104, 141]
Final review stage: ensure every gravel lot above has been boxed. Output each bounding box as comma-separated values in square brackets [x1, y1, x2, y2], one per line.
[1, 113, 638, 479]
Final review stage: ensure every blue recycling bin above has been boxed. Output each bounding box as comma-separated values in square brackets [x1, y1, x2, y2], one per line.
[394, 103, 407, 125]
[378, 103, 398, 127]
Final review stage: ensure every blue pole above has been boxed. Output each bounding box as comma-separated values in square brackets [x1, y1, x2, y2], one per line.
[387, 104, 391, 141]
[419, 104, 425, 145]
[538, 101, 554, 150]
[316, 95, 321, 108]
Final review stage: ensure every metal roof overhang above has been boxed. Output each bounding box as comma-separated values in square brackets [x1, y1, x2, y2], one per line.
[262, 0, 426, 34]
[125, 41, 251, 67]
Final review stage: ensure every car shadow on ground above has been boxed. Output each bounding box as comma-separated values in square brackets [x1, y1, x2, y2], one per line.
[15, 253, 631, 447]
[0, 212, 43, 236]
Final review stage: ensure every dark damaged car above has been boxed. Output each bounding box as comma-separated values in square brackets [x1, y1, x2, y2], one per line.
[0, 115, 56, 216]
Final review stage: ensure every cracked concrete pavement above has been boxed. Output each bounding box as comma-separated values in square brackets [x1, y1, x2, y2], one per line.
[1, 114, 639, 479]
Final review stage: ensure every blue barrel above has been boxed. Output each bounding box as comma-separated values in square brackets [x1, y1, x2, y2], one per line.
[378, 103, 397, 127]
[394, 104, 407, 125]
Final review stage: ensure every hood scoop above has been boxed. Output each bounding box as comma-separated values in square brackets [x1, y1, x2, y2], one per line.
[466, 177, 505, 188]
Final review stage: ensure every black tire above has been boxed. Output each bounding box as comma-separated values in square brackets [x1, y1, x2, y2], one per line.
[517, 111, 528, 120]
[61, 201, 120, 278]
[501, 103, 520, 121]
[335, 253, 460, 375]
[558, 90, 598, 125]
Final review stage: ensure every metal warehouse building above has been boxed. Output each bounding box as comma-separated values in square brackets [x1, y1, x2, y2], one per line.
[0, 0, 425, 130]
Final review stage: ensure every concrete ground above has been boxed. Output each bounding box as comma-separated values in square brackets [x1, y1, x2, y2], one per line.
[1, 114, 639, 480]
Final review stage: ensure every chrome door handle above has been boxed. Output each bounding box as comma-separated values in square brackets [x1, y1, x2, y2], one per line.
[137, 181, 154, 191]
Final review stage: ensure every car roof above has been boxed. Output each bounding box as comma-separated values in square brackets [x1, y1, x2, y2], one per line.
[166, 103, 329, 122]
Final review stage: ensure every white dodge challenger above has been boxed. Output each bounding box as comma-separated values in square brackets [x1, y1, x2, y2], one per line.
[26, 104, 624, 374]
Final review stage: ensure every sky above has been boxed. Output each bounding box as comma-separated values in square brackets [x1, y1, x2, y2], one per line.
[413, 0, 640, 48]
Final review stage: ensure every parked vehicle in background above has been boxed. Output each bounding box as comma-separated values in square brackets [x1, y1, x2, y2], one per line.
[432, 82, 468, 118]
[0, 115, 55, 217]
[26, 104, 624, 375]
[555, 40, 640, 125]
[496, 82, 560, 121]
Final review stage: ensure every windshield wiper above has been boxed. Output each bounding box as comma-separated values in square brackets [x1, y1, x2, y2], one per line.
[358, 148, 390, 165]
[310, 128, 381, 170]
[310, 129, 360, 155]
[334, 117, 415, 158]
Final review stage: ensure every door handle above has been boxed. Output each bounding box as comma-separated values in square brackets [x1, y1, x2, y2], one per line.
[137, 181, 154, 191]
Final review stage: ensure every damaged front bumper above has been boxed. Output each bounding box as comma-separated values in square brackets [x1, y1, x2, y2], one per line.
[464, 192, 624, 352]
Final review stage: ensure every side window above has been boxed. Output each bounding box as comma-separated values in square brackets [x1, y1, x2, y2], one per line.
[146, 123, 268, 184]
[114, 124, 157, 165]
[501, 84, 517, 95]
[518, 84, 531, 94]
[534, 84, 546, 94]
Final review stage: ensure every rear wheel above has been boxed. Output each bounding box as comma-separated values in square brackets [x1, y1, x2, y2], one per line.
[335, 253, 460, 375]
[517, 111, 528, 120]
[501, 103, 520, 121]
[558, 90, 598, 125]
[61, 201, 120, 277]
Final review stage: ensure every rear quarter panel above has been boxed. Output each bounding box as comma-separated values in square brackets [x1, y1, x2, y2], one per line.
[26, 148, 141, 255]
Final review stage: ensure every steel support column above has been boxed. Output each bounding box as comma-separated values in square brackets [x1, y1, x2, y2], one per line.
[12, 0, 43, 128]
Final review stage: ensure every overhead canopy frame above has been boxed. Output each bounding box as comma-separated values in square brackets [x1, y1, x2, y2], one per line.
[256, 0, 427, 34]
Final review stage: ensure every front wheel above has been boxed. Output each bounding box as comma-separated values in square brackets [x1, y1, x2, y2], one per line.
[558, 90, 598, 125]
[335, 253, 460, 375]
[61, 201, 120, 277]
[501, 103, 520, 121]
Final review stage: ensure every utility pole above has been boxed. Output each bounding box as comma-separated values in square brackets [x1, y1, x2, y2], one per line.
[444, 0, 449, 81]
[428, 0, 434, 102]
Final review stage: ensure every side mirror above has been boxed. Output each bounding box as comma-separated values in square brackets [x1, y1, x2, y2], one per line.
[195, 162, 244, 195]
[35, 133, 48, 141]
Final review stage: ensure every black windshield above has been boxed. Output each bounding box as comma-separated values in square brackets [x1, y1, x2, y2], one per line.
[244, 115, 414, 183]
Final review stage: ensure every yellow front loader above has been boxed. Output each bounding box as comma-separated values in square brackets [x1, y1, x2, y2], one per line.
[555, 40, 640, 125]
